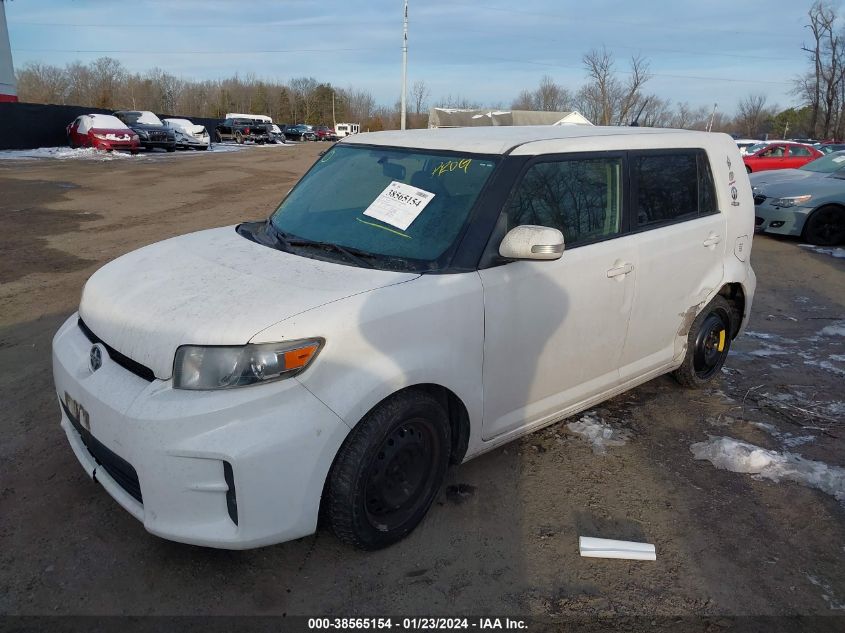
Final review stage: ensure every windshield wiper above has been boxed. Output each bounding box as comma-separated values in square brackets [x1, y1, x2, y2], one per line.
[265, 222, 376, 268]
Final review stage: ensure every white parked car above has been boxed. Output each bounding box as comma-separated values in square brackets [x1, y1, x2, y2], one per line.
[163, 118, 210, 150]
[52, 126, 756, 550]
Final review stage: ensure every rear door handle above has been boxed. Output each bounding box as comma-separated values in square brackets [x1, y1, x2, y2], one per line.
[606, 262, 633, 278]
[703, 234, 722, 247]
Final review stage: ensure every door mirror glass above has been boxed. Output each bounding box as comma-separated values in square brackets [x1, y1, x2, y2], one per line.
[499, 225, 564, 260]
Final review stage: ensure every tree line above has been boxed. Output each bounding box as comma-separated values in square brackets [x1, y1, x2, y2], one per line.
[15, 4, 845, 140]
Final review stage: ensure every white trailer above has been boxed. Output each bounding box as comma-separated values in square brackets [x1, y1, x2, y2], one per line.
[335, 123, 360, 137]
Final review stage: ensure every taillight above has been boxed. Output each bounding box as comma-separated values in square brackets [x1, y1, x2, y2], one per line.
[244, 127, 250, 134]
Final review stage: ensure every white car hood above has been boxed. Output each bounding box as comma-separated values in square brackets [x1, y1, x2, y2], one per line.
[79, 226, 417, 379]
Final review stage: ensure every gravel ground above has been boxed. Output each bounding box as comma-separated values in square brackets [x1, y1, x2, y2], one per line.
[0, 142, 843, 628]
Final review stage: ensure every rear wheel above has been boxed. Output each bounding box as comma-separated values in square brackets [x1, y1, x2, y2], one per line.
[802, 204, 845, 246]
[235, 131, 244, 144]
[673, 296, 733, 388]
[326, 390, 451, 550]
[214, 131, 222, 143]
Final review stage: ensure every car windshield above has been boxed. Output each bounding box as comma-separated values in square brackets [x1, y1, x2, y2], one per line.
[268, 144, 499, 271]
[120, 111, 163, 126]
[89, 114, 129, 129]
[746, 142, 768, 154]
[800, 151, 845, 174]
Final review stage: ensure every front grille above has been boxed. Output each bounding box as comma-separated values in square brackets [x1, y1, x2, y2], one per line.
[754, 194, 767, 205]
[755, 216, 764, 226]
[62, 400, 143, 504]
[78, 318, 155, 382]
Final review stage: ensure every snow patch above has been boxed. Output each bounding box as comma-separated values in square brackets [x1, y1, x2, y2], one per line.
[566, 413, 630, 454]
[800, 244, 845, 259]
[752, 421, 816, 448]
[819, 321, 845, 337]
[0, 147, 138, 161]
[691, 437, 845, 503]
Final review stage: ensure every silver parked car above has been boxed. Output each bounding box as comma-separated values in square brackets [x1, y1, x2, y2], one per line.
[751, 151, 845, 245]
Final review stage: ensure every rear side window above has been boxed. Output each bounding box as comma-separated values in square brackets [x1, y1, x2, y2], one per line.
[790, 145, 812, 157]
[632, 151, 718, 228]
[504, 157, 622, 247]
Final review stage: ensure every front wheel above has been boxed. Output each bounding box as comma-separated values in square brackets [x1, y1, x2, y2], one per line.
[214, 131, 222, 143]
[673, 295, 733, 388]
[802, 204, 845, 246]
[326, 390, 451, 550]
[235, 132, 244, 144]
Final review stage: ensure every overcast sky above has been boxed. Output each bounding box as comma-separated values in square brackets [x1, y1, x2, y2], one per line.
[5, 0, 815, 115]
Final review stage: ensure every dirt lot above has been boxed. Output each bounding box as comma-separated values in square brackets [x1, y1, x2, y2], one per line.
[0, 144, 843, 626]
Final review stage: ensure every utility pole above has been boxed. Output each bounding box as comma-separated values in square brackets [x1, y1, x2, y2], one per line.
[332, 90, 336, 129]
[400, 0, 408, 130]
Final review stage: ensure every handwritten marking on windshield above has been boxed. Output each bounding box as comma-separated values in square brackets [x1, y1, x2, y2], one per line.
[432, 159, 472, 176]
[356, 217, 413, 239]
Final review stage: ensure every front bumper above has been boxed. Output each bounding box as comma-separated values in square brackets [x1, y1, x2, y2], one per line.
[139, 139, 176, 150]
[754, 202, 812, 237]
[52, 314, 350, 549]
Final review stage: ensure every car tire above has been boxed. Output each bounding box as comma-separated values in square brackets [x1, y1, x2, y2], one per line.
[672, 295, 733, 388]
[167, 147, 176, 153]
[214, 131, 222, 143]
[326, 389, 451, 550]
[197, 146, 208, 151]
[235, 132, 244, 144]
[802, 204, 845, 246]
[745, 165, 752, 173]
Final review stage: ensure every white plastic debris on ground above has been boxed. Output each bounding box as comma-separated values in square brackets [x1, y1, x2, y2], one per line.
[566, 413, 630, 454]
[0, 147, 138, 161]
[691, 436, 845, 503]
[800, 244, 845, 259]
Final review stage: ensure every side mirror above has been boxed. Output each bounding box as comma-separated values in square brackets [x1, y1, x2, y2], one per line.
[499, 225, 564, 261]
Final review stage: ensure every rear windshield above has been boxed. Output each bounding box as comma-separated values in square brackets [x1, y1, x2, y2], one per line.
[269, 144, 499, 270]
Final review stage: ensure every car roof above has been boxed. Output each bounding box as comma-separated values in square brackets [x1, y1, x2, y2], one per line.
[340, 125, 735, 156]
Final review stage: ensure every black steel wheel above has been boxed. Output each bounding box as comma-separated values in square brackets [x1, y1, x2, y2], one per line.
[803, 205, 845, 246]
[673, 295, 733, 388]
[327, 390, 450, 550]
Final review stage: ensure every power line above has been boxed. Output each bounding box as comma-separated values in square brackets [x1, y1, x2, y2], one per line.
[12, 47, 384, 54]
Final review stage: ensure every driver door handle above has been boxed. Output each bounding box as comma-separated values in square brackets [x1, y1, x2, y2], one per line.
[607, 262, 634, 278]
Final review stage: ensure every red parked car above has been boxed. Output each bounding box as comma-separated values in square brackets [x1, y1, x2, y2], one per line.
[314, 125, 338, 142]
[66, 114, 139, 154]
[743, 142, 822, 173]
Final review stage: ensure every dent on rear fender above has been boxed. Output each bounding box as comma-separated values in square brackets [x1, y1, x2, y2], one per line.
[676, 291, 712, 337]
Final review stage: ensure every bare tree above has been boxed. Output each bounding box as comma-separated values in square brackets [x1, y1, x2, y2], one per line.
[511, 75, 572, 111]
[736, 94, 772, 137]
[411, 80, 430, 116]
[576, 48, 651, 125]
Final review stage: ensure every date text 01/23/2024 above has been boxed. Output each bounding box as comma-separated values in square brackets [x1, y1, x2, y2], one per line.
[307, 617, 528, 630]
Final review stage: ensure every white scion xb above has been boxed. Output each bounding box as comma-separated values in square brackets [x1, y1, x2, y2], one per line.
[52, 126, 756, 550]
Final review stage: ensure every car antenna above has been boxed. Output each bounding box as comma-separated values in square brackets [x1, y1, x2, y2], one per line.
[630, 98, 650, 127]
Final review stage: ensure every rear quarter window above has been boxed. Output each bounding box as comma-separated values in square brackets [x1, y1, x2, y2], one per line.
[632, 150, 718, 229]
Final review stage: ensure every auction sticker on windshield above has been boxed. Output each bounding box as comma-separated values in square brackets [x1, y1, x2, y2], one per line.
[362, 180, 435, 231]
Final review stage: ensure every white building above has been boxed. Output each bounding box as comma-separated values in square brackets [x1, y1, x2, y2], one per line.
[0, 0, 16, 102]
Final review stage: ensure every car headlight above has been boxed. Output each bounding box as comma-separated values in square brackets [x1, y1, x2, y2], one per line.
[173, 339, 324, 390]
[770, 194, 812, 208]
